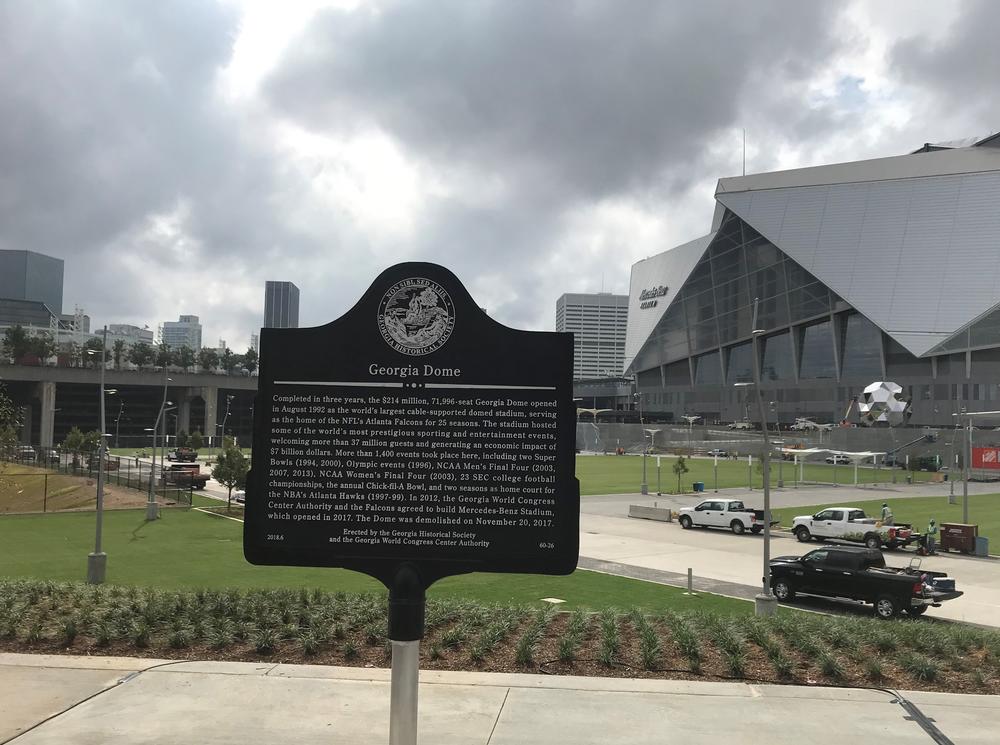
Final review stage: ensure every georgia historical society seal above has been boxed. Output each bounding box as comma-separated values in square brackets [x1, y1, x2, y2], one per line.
[378, 277, 456, 355]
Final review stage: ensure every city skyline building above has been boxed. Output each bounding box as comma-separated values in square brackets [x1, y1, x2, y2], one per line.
[108, 323, 155, 347]
[264, 281, 299, 329]
[161, 315, 203, 351]
[624, 132, 1000, 427]
[556, 292, 629, 380]
[0, 249, 64, 316]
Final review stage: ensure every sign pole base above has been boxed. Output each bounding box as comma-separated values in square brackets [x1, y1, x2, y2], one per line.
[388, 564, 425, 745]
[389, 640, 420, 745]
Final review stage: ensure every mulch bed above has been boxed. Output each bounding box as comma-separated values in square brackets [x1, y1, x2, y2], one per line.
[2, 580, 999, 696]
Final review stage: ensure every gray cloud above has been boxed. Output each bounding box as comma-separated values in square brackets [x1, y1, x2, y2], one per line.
[266, 0, 842, 202]
[264, 0, 848, 330]
[1, 0, 988, 347]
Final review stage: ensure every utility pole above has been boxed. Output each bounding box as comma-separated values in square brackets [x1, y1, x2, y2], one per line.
[87, 326, 109, 584]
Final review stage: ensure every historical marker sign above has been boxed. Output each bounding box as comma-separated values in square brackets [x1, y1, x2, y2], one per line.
[244, 263, 579, 588]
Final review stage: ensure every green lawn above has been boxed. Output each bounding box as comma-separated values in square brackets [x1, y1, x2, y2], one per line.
[0, 508, 753, 614]
[771, 493, 1000, 548]
[575, 454, 931, 495]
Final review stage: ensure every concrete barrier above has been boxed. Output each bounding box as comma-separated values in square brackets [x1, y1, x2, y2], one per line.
[628, 504, 673, 522]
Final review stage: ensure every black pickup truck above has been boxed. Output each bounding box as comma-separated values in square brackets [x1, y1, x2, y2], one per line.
[770, 546, 962, 619]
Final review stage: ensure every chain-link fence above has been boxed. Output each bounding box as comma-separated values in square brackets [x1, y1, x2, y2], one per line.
[0, 449, 195, 514]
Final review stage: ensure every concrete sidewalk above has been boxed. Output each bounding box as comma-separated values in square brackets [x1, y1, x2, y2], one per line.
[3, 653, 999, 744]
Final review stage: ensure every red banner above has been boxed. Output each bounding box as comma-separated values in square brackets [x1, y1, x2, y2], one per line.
[973, 447, 1000, 470]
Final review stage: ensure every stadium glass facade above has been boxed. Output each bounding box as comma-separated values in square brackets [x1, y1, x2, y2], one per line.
[624, 135, 1000, 427]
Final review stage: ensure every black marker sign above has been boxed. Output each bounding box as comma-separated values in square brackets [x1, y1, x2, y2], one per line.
[244, 263, 579, 591]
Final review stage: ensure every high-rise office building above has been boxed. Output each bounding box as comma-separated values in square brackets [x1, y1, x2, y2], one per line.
[264, 281, 299, 328]
[161, 315, 202, 350]
[0, 250, 64, 316]
[556, 293, 629, 380]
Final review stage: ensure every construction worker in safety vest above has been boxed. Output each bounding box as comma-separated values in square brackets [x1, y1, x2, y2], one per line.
[881, 502, 894, 526]
[924, 519, 938, 555]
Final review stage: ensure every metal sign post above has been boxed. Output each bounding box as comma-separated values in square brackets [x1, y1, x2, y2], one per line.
[713, 454, 718, 492]
[244, 263, 579, 745]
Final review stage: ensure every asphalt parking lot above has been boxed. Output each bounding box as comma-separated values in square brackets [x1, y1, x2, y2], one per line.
[579, 483, 1000, 627]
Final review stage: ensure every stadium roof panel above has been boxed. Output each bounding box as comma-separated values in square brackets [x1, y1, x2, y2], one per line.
[716, 148, 1000, 358]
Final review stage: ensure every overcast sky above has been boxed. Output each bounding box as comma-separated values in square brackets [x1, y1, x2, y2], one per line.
[1, 0, 996, 350]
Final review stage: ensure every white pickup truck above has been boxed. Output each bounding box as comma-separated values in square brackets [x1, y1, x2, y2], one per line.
[791, 507, 917, 550]
[678, 499, 774, 535]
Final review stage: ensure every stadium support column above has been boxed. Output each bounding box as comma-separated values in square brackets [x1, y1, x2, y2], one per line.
[202, 386, 218, 448]
[37, 381, 56, 448]
[178, 392, 193, 434]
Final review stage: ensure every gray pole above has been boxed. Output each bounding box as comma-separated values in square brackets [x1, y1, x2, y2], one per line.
[749, 300, 776, 616]
[963, 417, 971, 524]
[147, 368, 168, 520]
[640, 447, 648, 495]
[87, 326, 109, 584]
[389, 640, 420, 745]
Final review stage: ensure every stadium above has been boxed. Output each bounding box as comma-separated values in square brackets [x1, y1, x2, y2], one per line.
[624, 133, 1000, 428]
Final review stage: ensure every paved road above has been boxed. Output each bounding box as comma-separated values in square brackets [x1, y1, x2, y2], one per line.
[579, 484, 1000, 626]
[580, 479, 999, 517]
[3, 653, 998, 745]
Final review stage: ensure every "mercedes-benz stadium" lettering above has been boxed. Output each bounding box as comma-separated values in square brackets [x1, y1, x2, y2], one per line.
[639, 285, 668, 309]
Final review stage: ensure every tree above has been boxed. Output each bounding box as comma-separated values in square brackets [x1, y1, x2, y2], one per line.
[59, 341, 82, 368]
[2, 325, 31, 362]
[243, 347, 258, 374]
[198, 348, 219, 373]
[155, 342, 175, 368]
[220, 347, 236, 374]
[62, 427, 101, 465]
[189, 431, 204, 451]
[0, 383, 22, 481]
[212, 440, 249, 508]
[176, 345, 196, 372]
[82, 337, 105, 367]
[176, 430, 189, 448]
[112, 339, 127, 369]
[28, 332, 55, 363]
[129, 342, 154, 369]
[672, 455, 689, 494]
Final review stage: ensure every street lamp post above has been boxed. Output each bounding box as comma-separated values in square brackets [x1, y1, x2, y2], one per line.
[773, 438, 784, 489]
[646, 429, 661, 495]
[86, 326, 111, 584]
[147, 372, 171, 521]
[160, 406, 177, 473]
[737, 299, 777, 617]
[114, 400, 125, 449]
[951, 409, 1000, 525]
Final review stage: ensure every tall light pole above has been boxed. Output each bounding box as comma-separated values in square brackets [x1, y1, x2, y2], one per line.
[147, 372, 171, 521]
[221, 394, 235, 443]
[86, 326, 111, 584]
[952, 409, 1000, 525]
[773, 438, 784, 489]
[160, 406, 177, 469]
[114, 399, 125, 449]
[645, 428, 661, 494]
[738, 298, 776, 616]
[682, 415, 701, 454]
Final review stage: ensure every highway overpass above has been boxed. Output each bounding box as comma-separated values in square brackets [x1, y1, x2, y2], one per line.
[0, 364, 258, 448]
